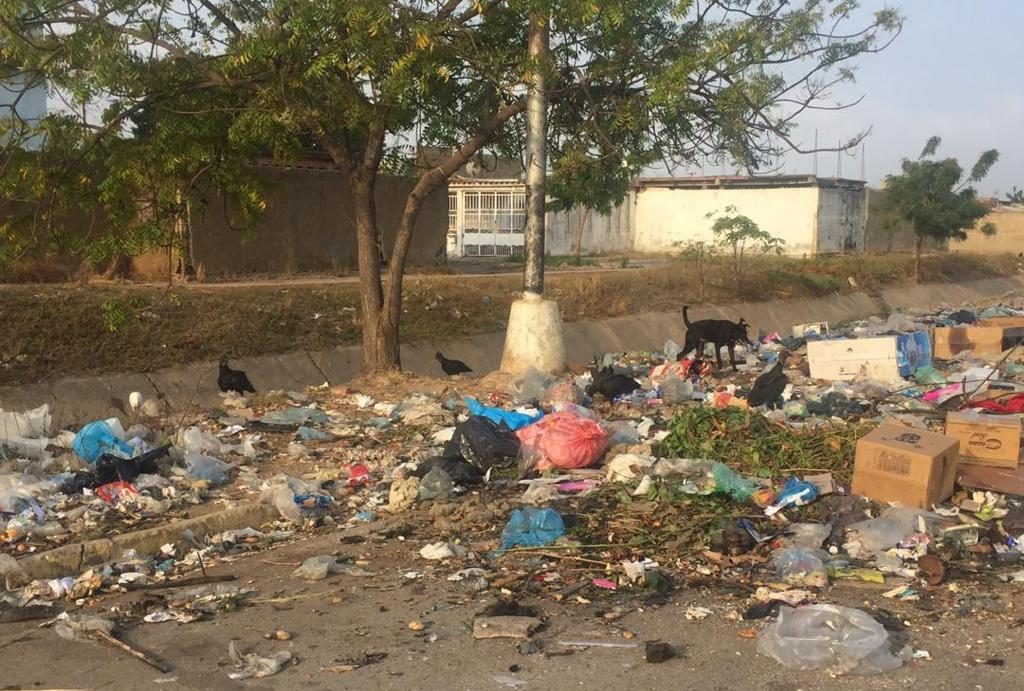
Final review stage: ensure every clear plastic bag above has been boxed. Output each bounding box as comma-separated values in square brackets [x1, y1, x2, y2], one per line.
[184, 453, 231, 485]
[758, 604, 904, 675]
[418, 466, 454, 500]
[661, 376, 694, 404]
[773, 547, 828, 588]
[0, 404, 51, 441]
[501, 508, 566, 549]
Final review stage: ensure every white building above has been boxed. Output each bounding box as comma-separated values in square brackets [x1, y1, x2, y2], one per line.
[446, 177, 632, 258]
[447, 174, 868, 259]
[631, 175, 867, 255]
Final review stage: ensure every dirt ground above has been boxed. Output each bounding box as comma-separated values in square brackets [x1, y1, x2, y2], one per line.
[3, 526, 1021, 691]
[0, 253, 1020, 386]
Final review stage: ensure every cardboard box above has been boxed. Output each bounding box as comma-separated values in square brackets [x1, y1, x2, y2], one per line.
[978, 317, 1024, 328]
[932, 325, 1024, 359]
[958, 459, 1024, 496]
[807, 332, 930, 381]
[945, 411, 1022, 468]
[793, 322, 829, 339]
[852, 424, 960, 509]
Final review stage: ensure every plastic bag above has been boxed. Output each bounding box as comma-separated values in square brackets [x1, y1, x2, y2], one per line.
[465, 397, 542, 431]
[0, 404, 51, 441]
[500, 508, 566, 549]
[516, 411, 609, 471]
[844, 506, 930, 558]
[184, 453, 231, 485]
[181, 426, 224, 455]
[541, 381, 583, 408]
[661, 376, 695, 404]
[773, 547, 828, 588]
[604, 420, 639, 445]
[663, 339, 681, 361]
[443, 416, 520, 470]
[512, 368, 554, 404]
[72, 420, 134, 464]
[261, 475, 332, 524]
[758, 605, 904, 675]
[260, 407, 329, 426]
[292, 555, 373, 580]
[912, 365, 947, 386]
[711, 462, 756, 501]
[418, 466, 454, 500]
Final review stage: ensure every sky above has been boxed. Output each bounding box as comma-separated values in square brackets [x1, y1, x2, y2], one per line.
[777, 0, 1024, 196]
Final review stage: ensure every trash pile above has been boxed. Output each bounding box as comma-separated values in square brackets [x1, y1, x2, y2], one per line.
[4, 300, 1024, 677]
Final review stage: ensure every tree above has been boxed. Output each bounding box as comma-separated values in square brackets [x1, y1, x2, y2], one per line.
[1005, 186, 1024, 204]
[0, 1, 901, 373]
[709, 206, 785, 284]
[883, 136, 999, 283]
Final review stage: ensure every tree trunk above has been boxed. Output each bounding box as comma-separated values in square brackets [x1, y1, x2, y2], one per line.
[914, 235, 924, 284]
[351, 174, 399, 373]
[574, 207, 590, 262]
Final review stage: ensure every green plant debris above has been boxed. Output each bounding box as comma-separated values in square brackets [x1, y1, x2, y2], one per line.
[658, 406, 869, 482]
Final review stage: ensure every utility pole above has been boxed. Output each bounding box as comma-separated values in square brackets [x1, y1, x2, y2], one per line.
[499, 12, 566, 375]
[523, 13, 548, 296]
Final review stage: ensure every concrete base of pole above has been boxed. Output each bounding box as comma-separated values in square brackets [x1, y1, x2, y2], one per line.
[500, 293, 567, 374]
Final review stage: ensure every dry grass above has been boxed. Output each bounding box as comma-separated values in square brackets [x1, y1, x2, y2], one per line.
[0, 252, 1019, 386]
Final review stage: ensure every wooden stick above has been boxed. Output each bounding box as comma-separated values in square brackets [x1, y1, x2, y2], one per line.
[93, 630, 171, 674]
[139, 574, 237, 590]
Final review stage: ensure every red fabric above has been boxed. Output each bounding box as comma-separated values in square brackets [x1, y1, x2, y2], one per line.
[967, 394, 1024, 414]
[516, 411, 610, 470]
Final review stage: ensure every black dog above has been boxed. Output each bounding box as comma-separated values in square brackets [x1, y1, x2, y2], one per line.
[586, 365, 642, 400]
[678, 306, 750, 371]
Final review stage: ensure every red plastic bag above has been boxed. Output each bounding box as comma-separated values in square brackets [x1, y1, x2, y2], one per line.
[95, 481, 139, 506]
[516, 411, 610, 471]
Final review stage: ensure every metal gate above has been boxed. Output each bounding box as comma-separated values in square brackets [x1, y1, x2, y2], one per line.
[457, 189, 526, 257]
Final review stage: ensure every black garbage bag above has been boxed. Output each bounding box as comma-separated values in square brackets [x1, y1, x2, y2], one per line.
[62, 445, 171, 494]
[443, 416, 521, 470]
[949, 309, 977, 325]
[410, 456, 485, 486]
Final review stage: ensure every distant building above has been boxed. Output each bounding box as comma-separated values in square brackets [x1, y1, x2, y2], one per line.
[631, 175, 867, 256]
[446, 174, 867, 258]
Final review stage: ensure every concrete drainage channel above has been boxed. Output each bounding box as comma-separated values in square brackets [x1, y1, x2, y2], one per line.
[4, 274, 1024, 580]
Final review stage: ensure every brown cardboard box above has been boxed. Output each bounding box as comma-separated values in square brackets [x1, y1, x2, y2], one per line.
[945, 411, 1022, 468]
[852, 424, 960, 509]
[932, 326, 1006, 359]
[958, 459, 1024, 496]
[978, 317, 1024, 328]
[932, 325, 1024, 359]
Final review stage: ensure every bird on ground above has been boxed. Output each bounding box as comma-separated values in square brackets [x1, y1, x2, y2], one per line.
[746, 353, 789, 409]
[218, 358, 256, 394]
[436, 351, 473, 376]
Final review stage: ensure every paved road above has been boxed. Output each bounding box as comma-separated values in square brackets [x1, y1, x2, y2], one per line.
[4, 528, 1019, 690]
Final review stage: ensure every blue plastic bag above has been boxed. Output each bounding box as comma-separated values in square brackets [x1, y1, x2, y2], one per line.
[500, 508, 566, 550]
[765, 477, 820, 517]
[464, 397, 542, 432]
[72, 420, 135, 464]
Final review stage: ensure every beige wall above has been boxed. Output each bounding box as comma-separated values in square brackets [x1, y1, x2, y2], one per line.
[633, 185, 822, 255]
[951, 206, 1024, 255]
[189, 165, 448, 277]
[547, 200, 633, 255]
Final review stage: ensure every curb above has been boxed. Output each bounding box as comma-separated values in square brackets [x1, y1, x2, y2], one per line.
[18, 502, 280, 581]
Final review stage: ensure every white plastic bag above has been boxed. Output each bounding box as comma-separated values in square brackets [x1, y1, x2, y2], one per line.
[0, 404, 51, 441]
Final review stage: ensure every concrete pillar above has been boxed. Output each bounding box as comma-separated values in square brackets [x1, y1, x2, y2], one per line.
[500, 292, 567, 374]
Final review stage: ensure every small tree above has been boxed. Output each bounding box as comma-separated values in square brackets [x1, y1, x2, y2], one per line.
[883, 137, 999, 283]
[1005, 186, 1024, 204]
[675, 240, 718, 302]
[709, 207, 785, 284]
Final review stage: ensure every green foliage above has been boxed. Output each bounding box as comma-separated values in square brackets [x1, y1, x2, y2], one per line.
[0, 0, 901, 368]
[101, 296, 148, 333]
[1005, 186, 1024, 204]
[659, 406, 866, 481]
[707, 206, 785, 281]
[883, 136, 999, 247]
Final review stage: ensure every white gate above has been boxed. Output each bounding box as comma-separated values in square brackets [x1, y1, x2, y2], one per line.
[455, 188, 526, 257]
